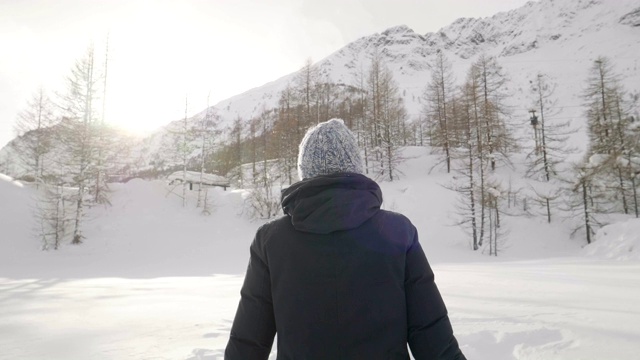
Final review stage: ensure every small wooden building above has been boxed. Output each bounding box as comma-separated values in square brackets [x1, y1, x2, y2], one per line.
[167, 171, 230, 191]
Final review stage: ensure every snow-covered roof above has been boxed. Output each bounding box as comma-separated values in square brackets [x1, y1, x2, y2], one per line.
[0, 173, 23, 188]
[167, 171, 229, 186]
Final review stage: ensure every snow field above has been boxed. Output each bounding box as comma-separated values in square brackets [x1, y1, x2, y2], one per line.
[2, 146, 640, 359]
[444, 259, 640, 359]
[2, 261, 639, 359]
[0, 276, 242, 359]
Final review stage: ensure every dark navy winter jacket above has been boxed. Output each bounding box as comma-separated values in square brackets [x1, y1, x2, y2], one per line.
[225, 173, 465, 360]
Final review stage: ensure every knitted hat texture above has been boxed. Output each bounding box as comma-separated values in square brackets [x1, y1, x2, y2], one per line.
[297, 119, 364, 180]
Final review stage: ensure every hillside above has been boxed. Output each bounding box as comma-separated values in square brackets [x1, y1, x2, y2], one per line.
[207, 0, 640, 127]
[111, 0, 637, 171]
[2, 147, 640, 359]
[3, 0, 638, 176]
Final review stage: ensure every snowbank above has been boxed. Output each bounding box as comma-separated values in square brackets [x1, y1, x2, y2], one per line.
[0, 172, 35, 255]
[583, 219, 640, 261]
[167, 171, 229, 187]
[0, 177, 258, 279]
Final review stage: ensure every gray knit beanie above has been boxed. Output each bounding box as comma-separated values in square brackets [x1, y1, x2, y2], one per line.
[297, 118, 364, 180]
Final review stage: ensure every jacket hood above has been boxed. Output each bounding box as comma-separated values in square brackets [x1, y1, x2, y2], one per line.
[281, 173, 383, 234]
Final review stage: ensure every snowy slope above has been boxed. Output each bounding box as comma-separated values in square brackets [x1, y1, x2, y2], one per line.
[2, 147, 640, 359]
[0, 174, 31, 254]
[0, 179, 256, 279]
[127, 0, 640, 170]
[584, 218, 640, 260]
[206, 0, 640, 127]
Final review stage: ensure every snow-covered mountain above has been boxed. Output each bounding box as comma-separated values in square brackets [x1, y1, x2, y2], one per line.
[207, 0, 639, 124]
[143, 0, 640, 172]
[1, 0, 639, 177]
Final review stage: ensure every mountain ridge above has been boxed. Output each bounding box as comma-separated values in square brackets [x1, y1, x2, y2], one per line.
[205, 0, 639, 127]
[2, 0, 639, 177]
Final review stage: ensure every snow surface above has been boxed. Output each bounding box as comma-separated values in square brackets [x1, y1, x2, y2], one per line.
[2, 148, 640, 359]
[584, 219, 640, 261]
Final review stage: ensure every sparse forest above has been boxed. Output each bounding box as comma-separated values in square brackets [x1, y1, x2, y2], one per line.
[197, 53, 637, 254]
[6, 46, 639, 254]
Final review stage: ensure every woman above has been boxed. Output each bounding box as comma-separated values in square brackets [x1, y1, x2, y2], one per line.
[226, 119, 465, 360]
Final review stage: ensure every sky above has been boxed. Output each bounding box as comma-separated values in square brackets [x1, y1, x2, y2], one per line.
[0, 0, 532, 148]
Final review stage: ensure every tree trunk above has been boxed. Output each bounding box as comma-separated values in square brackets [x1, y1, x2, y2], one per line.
[618, 167, 629, 214]
[582, 180, 593, 244]
[546, 198, 551, 223]
[631, 176, 638, 218]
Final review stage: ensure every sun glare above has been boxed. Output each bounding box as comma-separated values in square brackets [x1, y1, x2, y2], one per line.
[94, 4, 200, 133]
[98, 1, 303, 134]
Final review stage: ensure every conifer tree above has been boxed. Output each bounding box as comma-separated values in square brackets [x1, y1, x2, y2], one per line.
[93, 36, 111, 204]
[228, 116, 245, 187]
[450, 85, 479, 250]
[485, 183, 505, 256]
[295, 58, 320, 126]
[276, 85, 299, 184]
[352, 62, 370, 173]
[36, 180, 68, 250]
[472, 54, 515, 171]
[57, 45, 103, 244]
[247, 109, 280, 219]
[582, 56, 637, 215]
[196, 99, 220, 209]
[13, 88, 57, 186]
[160, 97, 198, 207]
[526, 73, 575, 223]
[567, 162, 609, 244]
[450, 58, 514, 251]
[365, 51, 406, 181]
[423, 51, 457, 172]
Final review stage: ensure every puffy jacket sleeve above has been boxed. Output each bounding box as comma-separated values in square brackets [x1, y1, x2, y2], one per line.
[405, 227, 466, 360]
[225, 229, 276, 360]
